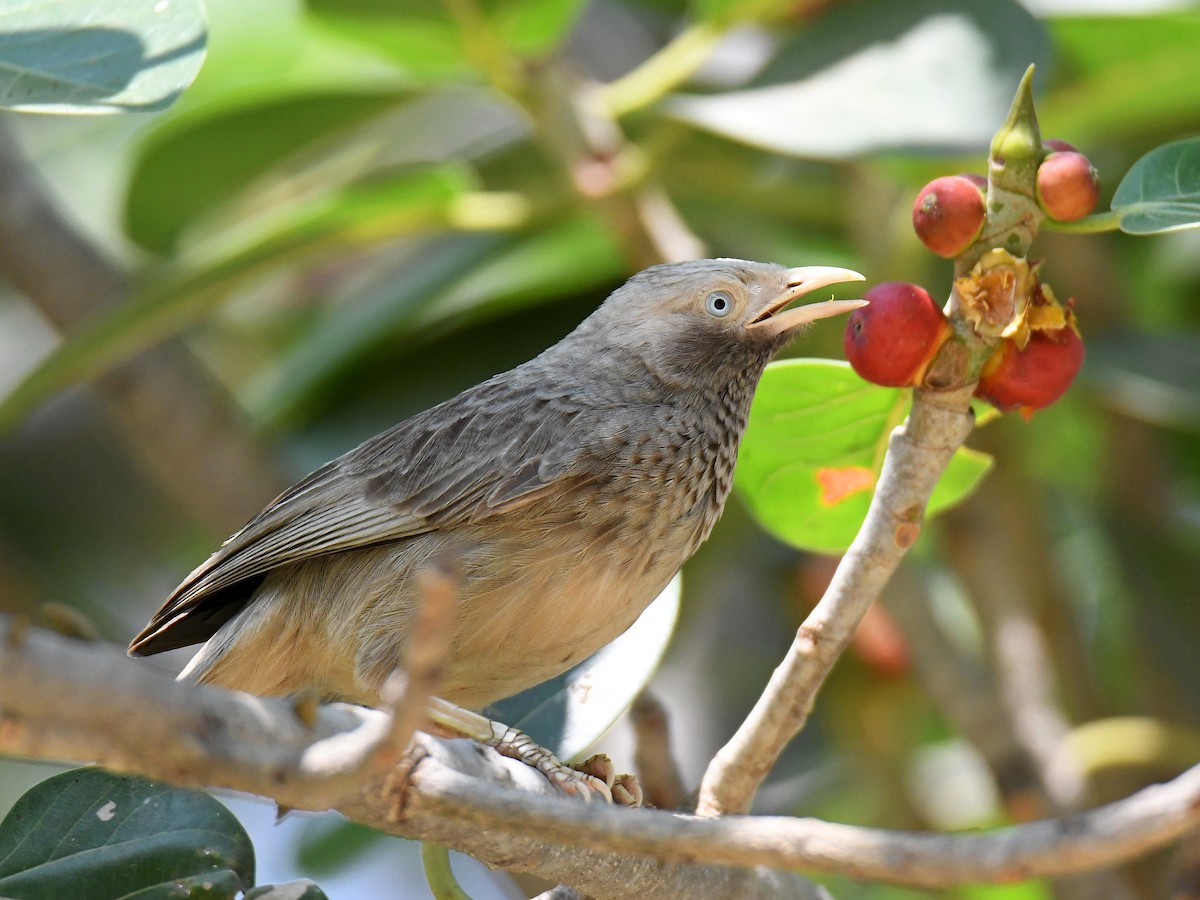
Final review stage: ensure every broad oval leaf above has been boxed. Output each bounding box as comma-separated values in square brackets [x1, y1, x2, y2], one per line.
[483, 575, 681, 761]
[669, 0, 1049, 157]
[0, 0, 206, 113]
[1112, 137, 1200, 235]
[0, 768, 254, 899]
[735, 359, 992, 554]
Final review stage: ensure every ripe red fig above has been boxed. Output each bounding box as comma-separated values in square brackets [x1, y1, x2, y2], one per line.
[1043, 138, 1077, 154]
[976, 324, 1084, 415]
[912, 175, 987, 258]
[1036, 151, 1100, 222]
[844, 282, 953, 387]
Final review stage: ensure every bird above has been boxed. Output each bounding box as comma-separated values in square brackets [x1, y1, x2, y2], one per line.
[129, 258, 863, 795]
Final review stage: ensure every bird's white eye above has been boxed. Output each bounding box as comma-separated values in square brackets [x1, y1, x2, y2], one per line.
[705, 290, 734, 318]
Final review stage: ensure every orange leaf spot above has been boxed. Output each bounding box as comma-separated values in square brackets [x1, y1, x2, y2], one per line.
[815, 466, 875, 505]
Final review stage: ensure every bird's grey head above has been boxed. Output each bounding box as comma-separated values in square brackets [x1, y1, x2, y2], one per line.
[568, 258, 864, 381]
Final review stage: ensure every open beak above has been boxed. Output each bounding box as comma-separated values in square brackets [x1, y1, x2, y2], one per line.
[748, 266, 867, 337]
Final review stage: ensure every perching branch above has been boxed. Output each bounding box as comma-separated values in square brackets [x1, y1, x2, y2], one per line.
[4, 617, 1200, 893]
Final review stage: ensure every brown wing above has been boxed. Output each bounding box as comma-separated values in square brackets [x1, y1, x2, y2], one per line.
[128, 374, 621, 656]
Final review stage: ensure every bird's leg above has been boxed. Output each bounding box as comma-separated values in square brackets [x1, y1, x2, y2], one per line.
[427, 697, 635, 804]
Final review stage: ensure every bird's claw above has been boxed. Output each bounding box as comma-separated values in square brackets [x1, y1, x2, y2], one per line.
[572, 754, 643, 807]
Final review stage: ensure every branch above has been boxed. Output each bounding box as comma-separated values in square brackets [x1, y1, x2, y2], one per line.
[4, 618, 1198, 893]
[0, 619, 823, 899]
[697, 385, 977, 815]
[0, 122, 286, 531]
[630, 691, 686, 810]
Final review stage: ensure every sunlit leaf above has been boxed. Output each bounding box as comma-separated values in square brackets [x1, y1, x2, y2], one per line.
[735, 360, 993, 554]
[306, 0, 584, 77]
[0, 0, 206, 112]
[483, 576, 680, 761]
[0, 768, 253, 899]
[1111, 137, 1200, 234]
[1042, 15, 1200, 145]
[669, 0, 1049, 157]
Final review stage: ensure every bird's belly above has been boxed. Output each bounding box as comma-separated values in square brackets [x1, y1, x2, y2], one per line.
[439, 547, 680, 708]
[191, 502, 700, 710]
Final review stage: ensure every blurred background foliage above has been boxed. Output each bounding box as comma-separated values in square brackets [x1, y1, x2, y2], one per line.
[1, 0, 1199, 896]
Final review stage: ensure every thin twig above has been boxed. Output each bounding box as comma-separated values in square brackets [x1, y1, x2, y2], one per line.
[630, 691, 686, 810]
[697, 386, 977, 816]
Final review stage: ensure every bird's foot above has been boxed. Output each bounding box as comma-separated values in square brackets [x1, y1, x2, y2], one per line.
[575, 754, 644, 807]
[427, 697, 641, 805]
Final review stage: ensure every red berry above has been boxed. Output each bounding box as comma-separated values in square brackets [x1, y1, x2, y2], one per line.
[912, 175, 987, 258]
[975, 325, 1084, 415]
[1042, 138, 1077, 154]
[1036, 151, 1100, 222]
[844, 282, 952, 387]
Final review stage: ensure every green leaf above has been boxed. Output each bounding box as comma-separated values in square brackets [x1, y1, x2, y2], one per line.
[669, 0, 1049, 158]
[1111, 137, 1200, 235]
[306, 0, 584, 77]
[0, 0, 206, 112]
[735, 360, 992, 554]
[0, 165, 478, 432]
[1041, 15, 1200, 146]
[483, 576, 680, 761]
[125, 88, 412, 253]
[0, 768, 253, 899]
[253, 213, 625, 426]
[494, 0, 587, 56]
[296, 820, 387, 877]
[245, 880, 329, 900]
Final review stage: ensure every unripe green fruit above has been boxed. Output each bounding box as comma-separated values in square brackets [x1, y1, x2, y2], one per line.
[1036, 151, 1100, 222]
[844, 282, 953, 387]
[976, 325, 1084, 415]
[912, 175, 987, 258]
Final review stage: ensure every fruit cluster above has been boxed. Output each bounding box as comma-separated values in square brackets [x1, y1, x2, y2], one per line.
[845, 139, 1096, 416]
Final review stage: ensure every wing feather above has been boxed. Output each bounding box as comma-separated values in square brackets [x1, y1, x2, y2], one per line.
[129, 373, 618, 655]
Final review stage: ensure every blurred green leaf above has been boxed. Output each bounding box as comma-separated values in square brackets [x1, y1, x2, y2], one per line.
[0, 165, 479, 431]
[296, 820, 389, 877]
[669, 0, 1049, 157]
[1083, 330, 1200, 431]
[0, 768, 253, 899]
[126, 88, 411, 253]
[0, 0, 206, 112]
[691, 0, 795, 26]
[483, 576, 680, 761]
[735, 360, 993, 554]
[1111, 137, 1200, 234]
[493, 0, 586, 55]
[255, 212, 625, 425]
[306, 0, 584, 78]
[1042, 14, 1200, 145]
